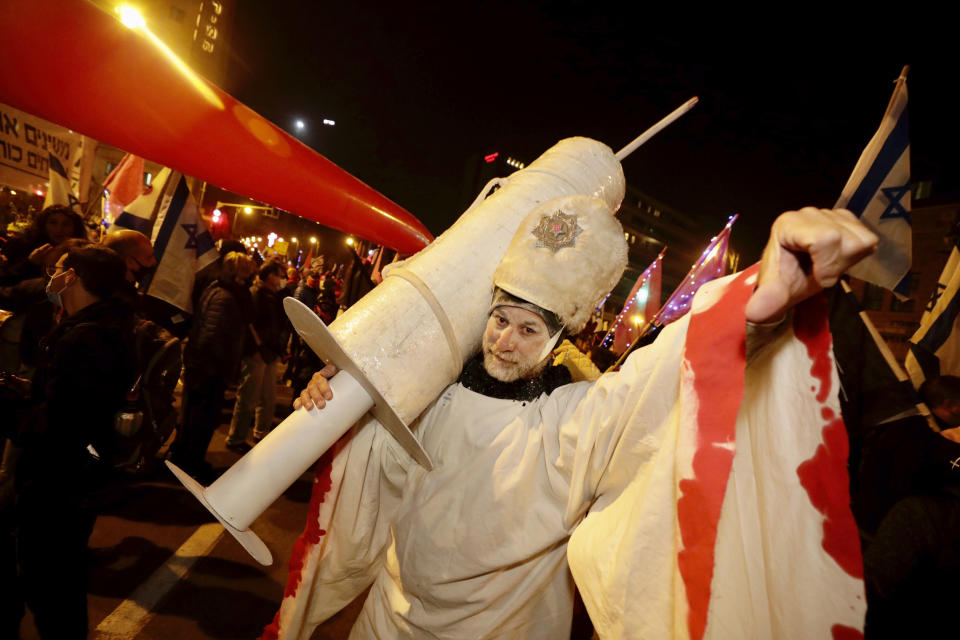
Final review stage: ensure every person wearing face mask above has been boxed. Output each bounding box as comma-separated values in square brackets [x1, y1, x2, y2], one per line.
[100, 229, 188, 338]
[226, 261, 288, 451]
[102, 229, 158, 287]
[170, 251, 257, 480]
[1, 244, 134, 639]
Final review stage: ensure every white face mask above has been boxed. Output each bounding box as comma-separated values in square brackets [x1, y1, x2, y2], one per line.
[45, 270, 70, 308]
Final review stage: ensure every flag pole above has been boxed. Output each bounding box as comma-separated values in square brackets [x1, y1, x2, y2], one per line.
[840, 279, 938, 430]
[616, 97, 698, 161]
[607, 318, 659, 372]
[879, 66, 910, 122]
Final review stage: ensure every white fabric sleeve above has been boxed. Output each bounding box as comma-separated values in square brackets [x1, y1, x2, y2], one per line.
[272, 415, 415, 639]
[540, 311, 692, 529]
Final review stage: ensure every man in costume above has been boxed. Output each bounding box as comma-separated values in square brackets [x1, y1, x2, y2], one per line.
[265, 197, 877, 640]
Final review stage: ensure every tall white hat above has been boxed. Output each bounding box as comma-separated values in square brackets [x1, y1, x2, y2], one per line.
[493, 194, 628, 334]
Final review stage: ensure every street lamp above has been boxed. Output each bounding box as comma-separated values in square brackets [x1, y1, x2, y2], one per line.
[346, 237, 354, 246]
[294, 119, 306, 131]
[309, 236, 317, 244]
[244, 206, 253, 214]
[116, 5, 146, 29]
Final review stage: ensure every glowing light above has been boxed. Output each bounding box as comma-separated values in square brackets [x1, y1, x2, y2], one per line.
[268, 232, 277, 247]
[116, 5, 146, 29]
[244, 206, 253, 214]
[484, 152, 499, 163]
[323, 119, 335, 126]
[117, 7, 223, 109]
[35, 189, 44, 197]
[291, 237, 298, 243]
[346, 237, 354, 246]
[294, 119, 306, 130]
[309, 236, 317, 244]
[9, 189, 15, 195]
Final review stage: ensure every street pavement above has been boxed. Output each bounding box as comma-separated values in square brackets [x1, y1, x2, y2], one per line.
[19, 383, 362, 640]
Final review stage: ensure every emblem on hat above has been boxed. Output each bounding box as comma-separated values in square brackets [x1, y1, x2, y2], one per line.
[532, 211, 582, 252]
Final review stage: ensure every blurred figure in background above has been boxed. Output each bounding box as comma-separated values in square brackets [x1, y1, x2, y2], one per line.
[170, 251, 256, 480]
[226, 261, 287, 451]
[0, 205, 88, 285]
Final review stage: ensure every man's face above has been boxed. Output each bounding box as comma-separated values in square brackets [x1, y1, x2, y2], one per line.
[126, 238, 157, 283]
[482, 305, 551, 382]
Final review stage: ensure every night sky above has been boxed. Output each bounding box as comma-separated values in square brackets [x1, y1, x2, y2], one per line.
[224, 2, 957, 263]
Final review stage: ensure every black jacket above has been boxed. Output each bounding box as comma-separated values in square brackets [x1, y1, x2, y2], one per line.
[13, 297, 136, 496]
[245, 283, 286, 363]
[184, 279, 250, 381]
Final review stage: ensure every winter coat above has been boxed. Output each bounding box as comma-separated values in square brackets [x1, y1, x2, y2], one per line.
[184, 279, 249, 382]
[245, 283, 286, 363]
[12, 297, 136, 497]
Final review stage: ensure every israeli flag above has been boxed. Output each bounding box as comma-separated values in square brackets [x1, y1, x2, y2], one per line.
[114, 168, 218, 312]
[42, 152, 81, 213]
[837, 67, 911, 295]
[906, 242, 960, 386]
[113, 167, 171, 235]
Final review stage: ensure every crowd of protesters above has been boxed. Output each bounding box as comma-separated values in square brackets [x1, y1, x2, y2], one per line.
[1, 203, 959, 637]
[0, 202, 362, 637]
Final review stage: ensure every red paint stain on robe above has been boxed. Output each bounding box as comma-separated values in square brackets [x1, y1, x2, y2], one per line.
[261, 449, 336, 640]
[677, 265, 756, 640]
[794, 294, 864, 580]
[832, 623, 865, 640]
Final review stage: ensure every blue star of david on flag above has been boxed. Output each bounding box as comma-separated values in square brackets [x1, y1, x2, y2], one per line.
[879, 185, 910, 223]
[835, 67, 911, 294]
[181, 223, 216, 254]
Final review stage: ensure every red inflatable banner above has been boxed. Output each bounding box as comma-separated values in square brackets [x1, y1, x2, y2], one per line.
[0, 0, 433, 254]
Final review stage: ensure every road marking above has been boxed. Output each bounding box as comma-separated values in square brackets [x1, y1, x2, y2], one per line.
[94, 523, 225, 640]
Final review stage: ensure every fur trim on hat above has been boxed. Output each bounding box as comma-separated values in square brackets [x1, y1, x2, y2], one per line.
[493, 195, 628, 333]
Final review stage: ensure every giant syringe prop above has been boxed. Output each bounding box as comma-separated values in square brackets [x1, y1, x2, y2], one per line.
[167, 99, 698, 565]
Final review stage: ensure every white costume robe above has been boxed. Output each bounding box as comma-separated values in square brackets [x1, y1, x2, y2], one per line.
[263, 269, 866, 639]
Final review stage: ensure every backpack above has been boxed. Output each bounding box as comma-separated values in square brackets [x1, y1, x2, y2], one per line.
[112, 318, 182, 474]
